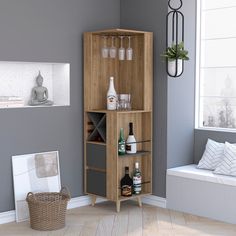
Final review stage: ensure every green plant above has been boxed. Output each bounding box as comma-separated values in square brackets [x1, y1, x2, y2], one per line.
[161, 42, 189, 61]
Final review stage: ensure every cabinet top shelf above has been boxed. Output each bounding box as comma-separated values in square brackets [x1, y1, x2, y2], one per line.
[86, 109, 152, 114]
[85, 28, 153, 36]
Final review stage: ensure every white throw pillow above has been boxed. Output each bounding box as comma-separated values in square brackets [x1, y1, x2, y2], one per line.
[197, 139, 224, 170]
[214, 142, 236, 177]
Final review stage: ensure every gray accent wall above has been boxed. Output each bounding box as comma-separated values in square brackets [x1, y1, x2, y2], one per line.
[167, 0, 196, 169]
[121, 0, 168, 197]
[121, 0, 196, 197]
[0, 0, 120, 212]
[0, 0, 209, 211]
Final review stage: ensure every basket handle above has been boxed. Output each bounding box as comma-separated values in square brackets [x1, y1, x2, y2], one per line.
[60, 186, 71, 200]
[26, 192, 35, 201]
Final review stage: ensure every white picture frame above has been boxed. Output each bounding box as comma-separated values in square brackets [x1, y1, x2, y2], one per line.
[12, 151, 61, 222]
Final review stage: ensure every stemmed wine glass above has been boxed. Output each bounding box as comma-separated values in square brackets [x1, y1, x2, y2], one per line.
[119, 36, 125, 61]
[126, 36, 133, 60]
[109, 36, 117, 58]
[101, 36, 109, 58]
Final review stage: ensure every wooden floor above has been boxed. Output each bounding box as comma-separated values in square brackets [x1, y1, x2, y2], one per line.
[1, 201, 236, 235]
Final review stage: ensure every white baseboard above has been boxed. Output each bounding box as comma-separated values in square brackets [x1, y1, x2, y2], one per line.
[67, 195, 107, 209]
[0, 210, 16, 224]
[0, 195, 165, 225]
[0, 195, 107, 225]
[141, 195, 167, 208]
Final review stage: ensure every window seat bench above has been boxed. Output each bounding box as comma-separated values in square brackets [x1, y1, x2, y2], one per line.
[167, 164, 236, 224]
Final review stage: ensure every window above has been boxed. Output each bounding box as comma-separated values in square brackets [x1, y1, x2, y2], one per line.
[197, 0, 236, 129]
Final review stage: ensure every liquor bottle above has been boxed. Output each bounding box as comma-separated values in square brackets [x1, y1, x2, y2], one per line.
[126, 122, 137, 154]
[118, 128, 126, 155]
[120, 166, 133, 197]
[107, 76, 117, 110]
[133, 162, 142, 194]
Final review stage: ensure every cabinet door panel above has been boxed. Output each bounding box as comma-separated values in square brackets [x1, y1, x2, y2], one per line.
[86, 170, 106, 197]
[86, 144, 106, 169]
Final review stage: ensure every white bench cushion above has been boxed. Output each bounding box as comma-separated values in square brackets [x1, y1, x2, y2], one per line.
[167, 164, 236, 187]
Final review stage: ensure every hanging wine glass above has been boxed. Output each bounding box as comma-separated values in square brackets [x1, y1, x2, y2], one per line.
[119, 36, 125, 61]
[109, 36, 117, 58]
[101, 36, 109, 58]
[126, 36, 133, 60]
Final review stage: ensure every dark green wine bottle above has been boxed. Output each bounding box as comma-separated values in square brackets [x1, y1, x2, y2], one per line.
[118, 128, 126, 155]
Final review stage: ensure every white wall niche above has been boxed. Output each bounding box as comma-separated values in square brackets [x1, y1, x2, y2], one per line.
[0, 61, 70, 108]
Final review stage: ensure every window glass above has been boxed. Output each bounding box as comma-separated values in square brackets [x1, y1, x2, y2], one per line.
[198, 0, 236, 129]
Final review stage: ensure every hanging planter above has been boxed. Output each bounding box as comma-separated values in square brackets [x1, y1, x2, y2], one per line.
[162, 0, 189, 78]
[162, 42, 189, 77]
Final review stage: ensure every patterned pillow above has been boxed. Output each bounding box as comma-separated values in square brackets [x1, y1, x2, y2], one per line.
[214, 142, 236, 177]
[197, 139, 225, 170]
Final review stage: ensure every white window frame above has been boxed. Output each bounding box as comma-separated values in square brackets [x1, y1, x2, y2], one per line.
[195, 0, 236, 133]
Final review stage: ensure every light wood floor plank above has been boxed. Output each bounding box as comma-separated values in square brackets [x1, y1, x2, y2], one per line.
[142, 205, 159, 236]
[0, 202, 235, 236]
[96, 215, 115, 236]
[156, 207, 173, 230]
[111, 211, 128, 236]
[127, 206, 143, 236]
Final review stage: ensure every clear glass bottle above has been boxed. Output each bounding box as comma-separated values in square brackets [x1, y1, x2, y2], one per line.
[133, 162, 142, 194]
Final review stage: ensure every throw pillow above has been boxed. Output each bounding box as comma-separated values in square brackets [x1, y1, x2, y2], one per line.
[214, 142, 236, 177]
[197, 139, 224, 170]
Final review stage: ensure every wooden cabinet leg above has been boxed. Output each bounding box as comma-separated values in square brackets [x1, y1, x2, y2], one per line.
[116, 200, 121, 212]
[91, 195, 96, 206]
[137, 197, 142, 207]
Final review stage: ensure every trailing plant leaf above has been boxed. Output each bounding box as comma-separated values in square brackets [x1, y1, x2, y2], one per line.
[161, 42, 189, 61]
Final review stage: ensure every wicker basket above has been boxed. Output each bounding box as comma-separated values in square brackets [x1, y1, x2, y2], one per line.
[26, 187, 71, 231]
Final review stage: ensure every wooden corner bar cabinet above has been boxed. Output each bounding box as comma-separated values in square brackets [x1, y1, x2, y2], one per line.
[83, 29, 153, 212]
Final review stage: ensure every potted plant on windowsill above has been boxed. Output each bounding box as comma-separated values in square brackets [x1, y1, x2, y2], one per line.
[162, 42, 189, 77]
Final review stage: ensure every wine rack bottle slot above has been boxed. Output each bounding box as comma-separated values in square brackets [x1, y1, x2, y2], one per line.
[87, 112, 106, 143]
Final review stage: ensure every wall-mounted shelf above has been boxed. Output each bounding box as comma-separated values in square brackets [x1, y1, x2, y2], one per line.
[0, 61, 70, 108]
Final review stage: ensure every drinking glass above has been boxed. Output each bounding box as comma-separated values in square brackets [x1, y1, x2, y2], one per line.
[101, 36, 109, 58]
[109, 36, 117, 58]
[127, 94, 131, 110]
[126, 36, 133, 60]
[117, 94, 131, 110]
[116, 94, 121, 110]
[119, 36, 125, 60]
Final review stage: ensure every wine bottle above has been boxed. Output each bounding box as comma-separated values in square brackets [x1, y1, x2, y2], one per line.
[133, 162, 142, 194]
[118, 128, 126, 155]
[120, 166, 133, 197]
[107, 76, 117, 110]
[126, 122, 137, 154]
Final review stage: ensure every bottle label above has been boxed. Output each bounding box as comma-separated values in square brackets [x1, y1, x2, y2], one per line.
[121, 185, 132, 196]
[133, 175, 142, 193]
[126, 144, 131, 151]
[107, 95, 116, 110]
[119, 142, 126, 155]
[126, 143, 137, 154]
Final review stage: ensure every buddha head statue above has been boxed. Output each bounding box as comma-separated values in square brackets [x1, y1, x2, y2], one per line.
[36, 71, 44, 86]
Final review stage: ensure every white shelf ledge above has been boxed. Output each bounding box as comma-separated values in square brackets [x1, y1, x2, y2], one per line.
[0, 61, 70, 109]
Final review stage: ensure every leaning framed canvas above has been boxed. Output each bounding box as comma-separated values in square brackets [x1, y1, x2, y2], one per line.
[12, 151, 61, 222]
